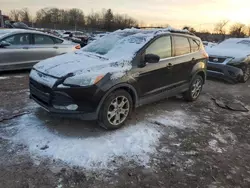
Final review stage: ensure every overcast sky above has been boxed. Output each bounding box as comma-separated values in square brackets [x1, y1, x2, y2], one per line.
[1, 0, 250, 30]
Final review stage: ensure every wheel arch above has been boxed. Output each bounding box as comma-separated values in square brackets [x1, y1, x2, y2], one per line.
[190, 61, 207, 83]
[96, 83, 139, 115]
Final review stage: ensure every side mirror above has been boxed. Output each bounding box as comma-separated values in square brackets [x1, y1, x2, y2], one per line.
[145, 54, 160, 64]
[0, 41, 11, 48]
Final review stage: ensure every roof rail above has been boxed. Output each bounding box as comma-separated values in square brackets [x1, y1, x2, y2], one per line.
[138, 27, 195, 36]
[168, 30, 195, 36]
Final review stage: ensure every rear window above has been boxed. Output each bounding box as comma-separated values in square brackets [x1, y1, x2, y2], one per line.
[189, 38, 200, 52]
[34, 34, 54, 45]
[173, 36, 191, 56]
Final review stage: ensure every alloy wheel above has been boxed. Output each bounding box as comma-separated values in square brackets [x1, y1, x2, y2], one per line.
[107, 96, 130, 126]
[191, 78, 202, 99]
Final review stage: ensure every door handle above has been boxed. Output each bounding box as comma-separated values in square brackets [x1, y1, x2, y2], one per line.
[166, 63, 173, 69]
[23, 47, 29, 49]
[53, 46, 59, 49]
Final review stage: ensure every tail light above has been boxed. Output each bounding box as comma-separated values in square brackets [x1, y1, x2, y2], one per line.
[75, 44, 81, 50]
[201, 50, 209, 59]
[200, 45, 209, 59]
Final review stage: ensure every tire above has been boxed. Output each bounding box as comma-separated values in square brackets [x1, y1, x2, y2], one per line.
[183, 75, 203, 102]
[98, 89, 133, 130]
[240, 64, 250, 83]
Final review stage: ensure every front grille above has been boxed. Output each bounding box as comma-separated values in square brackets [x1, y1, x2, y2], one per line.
[30, 78, 51, 105]
[30, 78, 51, 93]
[209, 56, 226, 63]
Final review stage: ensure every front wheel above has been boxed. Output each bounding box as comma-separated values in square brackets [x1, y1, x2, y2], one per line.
[240, 64, 250, 83]
[183, 75, 204, 102]
[98, 90, 133, 130]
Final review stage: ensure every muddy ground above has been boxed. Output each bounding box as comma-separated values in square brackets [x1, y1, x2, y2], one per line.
[0, 71, 250, 188]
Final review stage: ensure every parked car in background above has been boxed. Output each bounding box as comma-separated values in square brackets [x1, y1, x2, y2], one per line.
[29, 28, 208, 130]
[206, 38, 250, 83]
[0, 29, 80, 71]
[61, 31, 88, 47]
[203, 41, 217, 48]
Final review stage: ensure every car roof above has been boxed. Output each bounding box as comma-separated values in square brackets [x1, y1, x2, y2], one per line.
[0, 29, 66, 40]
[113, 27, 199, 40]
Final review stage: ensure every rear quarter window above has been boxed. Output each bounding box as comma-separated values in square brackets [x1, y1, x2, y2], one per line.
[173, 36, 191, 56]
[189, 38, 200, 52]
[52, 37, 63, 44]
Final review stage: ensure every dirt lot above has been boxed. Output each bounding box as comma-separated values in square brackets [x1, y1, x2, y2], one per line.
[0, 71, 250, 188]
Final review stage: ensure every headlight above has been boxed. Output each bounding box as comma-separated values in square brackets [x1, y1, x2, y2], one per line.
[62, 74, 104, 87]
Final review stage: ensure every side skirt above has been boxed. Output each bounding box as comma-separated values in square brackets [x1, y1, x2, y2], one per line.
[137, 83, 189, 107]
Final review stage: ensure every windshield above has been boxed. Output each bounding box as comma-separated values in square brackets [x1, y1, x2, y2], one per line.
[0, 30, 9, 37]
[82, 30, 152, 58]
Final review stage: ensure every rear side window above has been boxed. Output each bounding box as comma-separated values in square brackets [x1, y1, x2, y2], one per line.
[52, 37, 63, 44]
[173, 36, 191, 56]
[146, 36, 172, 59]
[34, 34, 55, 45]
[189, 38, 200, 52]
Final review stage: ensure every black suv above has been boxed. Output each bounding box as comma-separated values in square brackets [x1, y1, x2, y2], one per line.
[29, 28, 208, 130]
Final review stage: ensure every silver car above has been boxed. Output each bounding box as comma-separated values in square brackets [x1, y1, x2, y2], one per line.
[0, 29, 80, 71]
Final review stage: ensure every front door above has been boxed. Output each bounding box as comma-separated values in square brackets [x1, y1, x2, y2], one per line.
[135, 35, 175, 98]
[0, 33, 35, 70]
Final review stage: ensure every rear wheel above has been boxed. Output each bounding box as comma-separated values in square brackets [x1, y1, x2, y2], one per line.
[240, 64, 250, 83]
[183, 75, 203, 102]
[98, 90, 132, 130]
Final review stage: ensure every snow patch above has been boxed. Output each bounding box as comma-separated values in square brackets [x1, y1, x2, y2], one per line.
[149, 110, 199, 129]
[4, 109, 199, 171]
[6, 114, 162, 170]
[0, 76, 9, 80]
[13, 75, 25, 78]
[209, 139, 223, 153]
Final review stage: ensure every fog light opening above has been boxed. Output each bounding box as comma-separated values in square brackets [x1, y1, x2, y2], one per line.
[66, 104, 78, 110]
[53, 104, 78, 111]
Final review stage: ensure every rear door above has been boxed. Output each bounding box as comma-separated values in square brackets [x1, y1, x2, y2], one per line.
[30, 34, 58, 62]
[171, 35, 193, 83]
[0, 33, 35, 69]
[135, 35, 175, 98]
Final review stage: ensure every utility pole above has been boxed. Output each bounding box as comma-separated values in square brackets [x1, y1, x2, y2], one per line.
[0, 10, 4, 28]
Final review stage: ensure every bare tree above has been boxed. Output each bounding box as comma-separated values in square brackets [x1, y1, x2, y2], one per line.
[34, 7, 138, 31]
[229, 23, 246, 38]
[183, 26, 196, 33]
[9, 9, 20, 21]
[214, 20, 229, 35]
[246, 25, 250, 36]
[19, 8, 31, 23]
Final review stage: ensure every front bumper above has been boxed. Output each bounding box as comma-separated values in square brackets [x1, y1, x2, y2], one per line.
[207, 62, 243, 83]
[29, 78, 102, 120]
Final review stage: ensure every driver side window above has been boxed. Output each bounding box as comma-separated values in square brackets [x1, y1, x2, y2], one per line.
[3, 34, 30, 45]
[146, 36, 172, 59]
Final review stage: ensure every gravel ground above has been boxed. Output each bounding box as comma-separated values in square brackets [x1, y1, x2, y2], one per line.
[0, 71, 250, 188]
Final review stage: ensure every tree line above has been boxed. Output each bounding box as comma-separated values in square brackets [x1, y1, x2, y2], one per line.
[184, 20, 250, 39]
[8, 8, 138, 31]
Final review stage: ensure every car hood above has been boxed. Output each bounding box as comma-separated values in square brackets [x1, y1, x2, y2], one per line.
[206, 46, 248, 60]
[33, 51, 132, 78]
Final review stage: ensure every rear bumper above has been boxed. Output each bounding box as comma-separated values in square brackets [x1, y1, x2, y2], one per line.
[207, 62, 243, 82]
